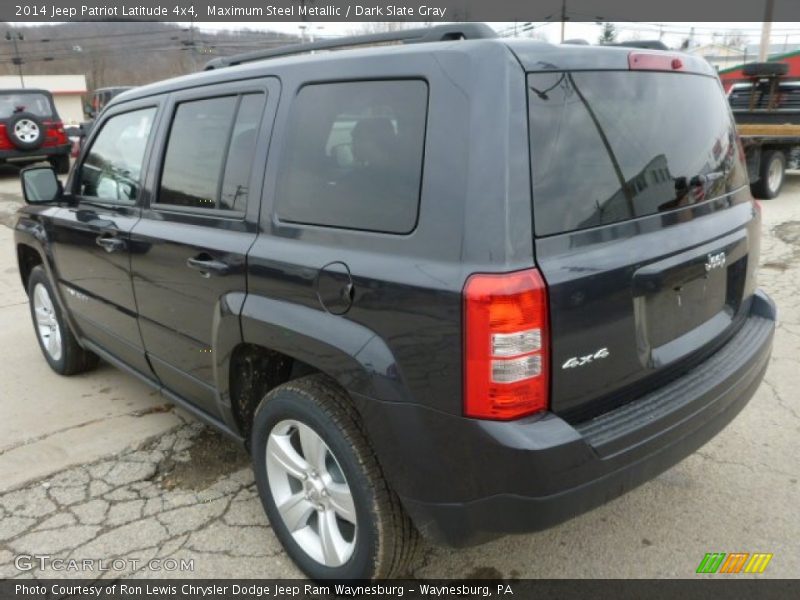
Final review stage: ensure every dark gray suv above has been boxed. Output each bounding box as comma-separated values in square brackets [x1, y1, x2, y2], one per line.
[14, 24, 775, 580]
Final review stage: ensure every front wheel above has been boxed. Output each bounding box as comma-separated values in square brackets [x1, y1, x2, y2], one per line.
[27, 266, 98, 375]
[751, 149, 786, 199]
[251, 374, 419, 580]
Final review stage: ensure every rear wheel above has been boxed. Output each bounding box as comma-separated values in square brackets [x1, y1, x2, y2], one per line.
[251, 374, 419, 580]
[27, 266, 98, 375]
[751, 149, 786, 199]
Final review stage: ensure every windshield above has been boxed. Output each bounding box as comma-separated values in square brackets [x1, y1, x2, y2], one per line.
[0, 93, 53, 119]
[528, 71, 747, 236]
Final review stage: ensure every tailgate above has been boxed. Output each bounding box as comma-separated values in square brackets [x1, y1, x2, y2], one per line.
[527, 69, 760, 420]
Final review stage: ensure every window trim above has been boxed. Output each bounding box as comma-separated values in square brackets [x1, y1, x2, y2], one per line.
[72, 104, 160, 208]
[273, 77, 430, 236]
[151, 91, 266, 219]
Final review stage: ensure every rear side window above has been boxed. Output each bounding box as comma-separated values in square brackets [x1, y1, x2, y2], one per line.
[158, 93, 265, 212]
[528, 71, 748, 236]
[220, 94, 264, 211]
[275, 80, 428, 234]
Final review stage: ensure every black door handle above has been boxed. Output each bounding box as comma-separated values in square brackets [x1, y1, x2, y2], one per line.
[96, 235, 126, 253]
[186, 255, 230, 276]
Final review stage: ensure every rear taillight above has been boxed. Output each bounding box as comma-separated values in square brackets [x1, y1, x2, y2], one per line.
[463, 268, 549, 420]
[43, 120, 68, 146]
[0, 125, 13, 150]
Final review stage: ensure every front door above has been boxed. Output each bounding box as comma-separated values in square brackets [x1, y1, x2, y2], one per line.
[130, 79, 277, 416]
[49, 102, 159, 376]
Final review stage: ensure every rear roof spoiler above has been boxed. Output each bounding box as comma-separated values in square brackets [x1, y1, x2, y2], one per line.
[605, 40, 669, 50]
[204, 23, 497, 70]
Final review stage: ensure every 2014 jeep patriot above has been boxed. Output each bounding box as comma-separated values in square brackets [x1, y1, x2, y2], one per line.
[14, 24, 776, 580]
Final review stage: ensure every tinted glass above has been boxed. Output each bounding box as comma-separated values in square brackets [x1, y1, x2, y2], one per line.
[276, 80, 428, 233]
[219, 94, 265, 211]
[0, 93, 53, 118]
[528, 72, 748, 236]
[159, 96, 238, 209]
[78, 107, 155, 204]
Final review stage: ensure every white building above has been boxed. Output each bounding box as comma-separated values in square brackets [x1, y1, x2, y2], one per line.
[689, 44, 746, 71]
[0, 74, 87, 125]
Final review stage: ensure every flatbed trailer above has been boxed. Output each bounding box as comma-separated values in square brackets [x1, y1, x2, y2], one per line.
[728, 64, 800, 198]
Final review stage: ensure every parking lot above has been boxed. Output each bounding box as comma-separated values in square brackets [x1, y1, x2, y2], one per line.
[0, 165, 798, 579]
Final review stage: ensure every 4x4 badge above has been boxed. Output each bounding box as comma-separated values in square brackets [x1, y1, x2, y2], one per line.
[562, 347, 610, 370]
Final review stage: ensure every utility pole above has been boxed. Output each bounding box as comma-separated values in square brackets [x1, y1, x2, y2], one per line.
[181, 17, 199, 70]
[560, 0, 567, 42]
[5, 30, 24, 88]
[759, 0, 775, 61]
[189, 16, 197, 70]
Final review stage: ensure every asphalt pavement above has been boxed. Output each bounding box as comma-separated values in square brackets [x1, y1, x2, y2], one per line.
[0, 165, 797, 578]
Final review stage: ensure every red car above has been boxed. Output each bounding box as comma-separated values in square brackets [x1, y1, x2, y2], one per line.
[0, 89, 70, 173]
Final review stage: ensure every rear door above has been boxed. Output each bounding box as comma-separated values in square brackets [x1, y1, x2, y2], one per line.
[527, 68, 759, 421]
[130, 79, 277, 416]
[48, 100, 159, 376]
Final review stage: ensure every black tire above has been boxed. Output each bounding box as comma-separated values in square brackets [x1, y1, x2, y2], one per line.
[251, 374, 420, 580]
[7, 112, 45, 150]
[751, 149, 786, 199]
[50, 154, 71, 175]
[742, 62, 790, 77]
[27, 266, 99, 375]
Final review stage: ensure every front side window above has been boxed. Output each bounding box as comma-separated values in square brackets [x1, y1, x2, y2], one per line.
[77, 107, 156, 204]
[276, 80, 428, 234]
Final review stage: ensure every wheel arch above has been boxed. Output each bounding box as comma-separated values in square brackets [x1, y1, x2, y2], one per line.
[222, 293, 404, 445]
[16, 242, 43, 294]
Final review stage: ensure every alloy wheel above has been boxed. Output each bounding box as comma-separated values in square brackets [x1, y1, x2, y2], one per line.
[33, 283, 62, 361]
[14, 119, 40, 143]
[768, 157, 784, 195]
[266, 419, 357, 567]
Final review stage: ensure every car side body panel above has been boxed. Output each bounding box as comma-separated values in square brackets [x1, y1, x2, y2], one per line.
[13, 38, 776, 549]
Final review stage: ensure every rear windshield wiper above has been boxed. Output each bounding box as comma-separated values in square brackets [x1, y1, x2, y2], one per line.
[689, 171, 726, 187]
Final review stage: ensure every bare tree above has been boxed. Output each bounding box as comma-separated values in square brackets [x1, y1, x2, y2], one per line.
[349, 22, 416, 35]
[722, 30, 748, 49]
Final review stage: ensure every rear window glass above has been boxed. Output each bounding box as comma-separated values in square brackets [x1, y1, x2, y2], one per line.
[0, 93, 52, 119]
[528, 71, 747, 236]
[275, 80, 428, 234]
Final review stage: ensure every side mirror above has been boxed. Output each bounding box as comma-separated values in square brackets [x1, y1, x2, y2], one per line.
[21, 166, 63, 204]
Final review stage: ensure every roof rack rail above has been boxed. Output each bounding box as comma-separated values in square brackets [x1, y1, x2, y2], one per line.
[204, 23, 497, 70]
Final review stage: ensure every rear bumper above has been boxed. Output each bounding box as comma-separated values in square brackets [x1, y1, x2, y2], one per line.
[0, 144, 70, 162]
[363, 290, 776, 546]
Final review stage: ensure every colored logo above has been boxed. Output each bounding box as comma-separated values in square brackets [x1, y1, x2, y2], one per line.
[696, 552, 773, 574]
